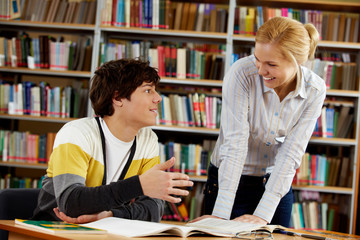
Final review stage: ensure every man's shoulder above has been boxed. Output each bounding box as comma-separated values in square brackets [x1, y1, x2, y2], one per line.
[58, 117, 98, 137]
[137, 127, 158, 141]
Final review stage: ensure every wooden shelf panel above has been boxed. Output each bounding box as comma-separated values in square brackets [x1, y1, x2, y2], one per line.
[0, 20, 95, 31]
[233, 35, 360, 50]
[0, 113, 76, 123]
[0, 162, 47, 170]
[236, 0, 360, 13]
[292, 184, 353, 194]
[100, 26, 228, 40]
[0, 67, 91, 78]
[0, 113, 356, 145]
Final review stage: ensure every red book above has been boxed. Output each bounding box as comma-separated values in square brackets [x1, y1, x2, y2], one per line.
[112, 0, 118, 25]
[164, 45, 171, 77]
[170, 46, 177, 77]
[157, 46, 165, 77]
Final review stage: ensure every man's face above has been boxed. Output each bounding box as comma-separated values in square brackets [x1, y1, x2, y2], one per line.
[121, 82, 162, 128]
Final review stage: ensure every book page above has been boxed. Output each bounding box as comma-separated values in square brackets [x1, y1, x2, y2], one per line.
[82, 217, 235, 237]
[186, 218, 274, 235]
[82, 217, 186, 237]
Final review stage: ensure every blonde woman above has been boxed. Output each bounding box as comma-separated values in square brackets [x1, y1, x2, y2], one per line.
[194, 17, 326, 227]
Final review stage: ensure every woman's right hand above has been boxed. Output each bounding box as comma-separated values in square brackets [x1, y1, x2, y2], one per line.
[139, 157, 193, 203]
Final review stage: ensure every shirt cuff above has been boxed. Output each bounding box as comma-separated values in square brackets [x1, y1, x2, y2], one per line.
[211, 188, 236, 220]
[253, 190, 281, 223]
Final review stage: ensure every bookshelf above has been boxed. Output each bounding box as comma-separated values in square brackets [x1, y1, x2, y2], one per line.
[0, 0, 360, 234]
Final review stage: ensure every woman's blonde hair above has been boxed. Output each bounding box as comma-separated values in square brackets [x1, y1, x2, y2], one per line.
[255, 16, 319, 65]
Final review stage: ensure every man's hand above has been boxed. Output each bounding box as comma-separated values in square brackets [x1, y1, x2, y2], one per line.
[233, 214, 267, 225]
[139, 157, 193, 203]
[53, 208, 113, 224]
[188, 215, 223, 223]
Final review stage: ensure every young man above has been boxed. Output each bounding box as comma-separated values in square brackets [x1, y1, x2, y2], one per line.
[32, 59, 193, 223]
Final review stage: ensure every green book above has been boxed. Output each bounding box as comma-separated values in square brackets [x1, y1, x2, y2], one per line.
[15, 219, 107, 234]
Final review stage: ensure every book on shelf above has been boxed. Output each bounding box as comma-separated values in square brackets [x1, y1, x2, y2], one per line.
[15, 219, 107, 234]
[0, 0, 21, 20]
[291, 191, 349, 232]
[82, 217, 284, 238]
[234, 5, 360, 43]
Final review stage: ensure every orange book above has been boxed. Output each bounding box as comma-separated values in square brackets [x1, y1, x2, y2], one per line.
[186, 3, 198, 31]
[180, 2, 190, 30]
[337, 13, 346, 42]
[46, 132, 57, 162]
[173, 2, 183, 30]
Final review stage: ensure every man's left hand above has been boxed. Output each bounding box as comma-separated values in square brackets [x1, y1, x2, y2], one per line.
[53, 207, 113, 224]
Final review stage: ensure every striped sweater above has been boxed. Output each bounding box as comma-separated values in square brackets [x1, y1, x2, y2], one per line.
[33, 117, 163, 221]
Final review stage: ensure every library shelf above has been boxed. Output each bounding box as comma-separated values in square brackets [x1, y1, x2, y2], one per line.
[0, 114, 76, 124]
[0, 20, 96, 31]
[0, 67, 91, 78]
[1, 0, 360, 234]
[0, 162, 47, 170]
[100, 27, 228, 39]
[233, 36, 360, 50]
[159, 78, 223, 87]
[292, 185, 353, 195]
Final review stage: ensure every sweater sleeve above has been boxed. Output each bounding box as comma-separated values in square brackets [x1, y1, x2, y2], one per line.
[111, 197, 164, 222]
[59, 176, 144, 217]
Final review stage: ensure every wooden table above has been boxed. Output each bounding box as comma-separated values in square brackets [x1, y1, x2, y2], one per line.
[1, 220, 360, 240]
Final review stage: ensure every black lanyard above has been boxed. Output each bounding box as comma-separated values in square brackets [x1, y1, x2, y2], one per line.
[95, 117, 136, 185]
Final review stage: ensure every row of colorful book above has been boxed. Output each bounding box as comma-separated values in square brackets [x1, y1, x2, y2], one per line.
[0, 34, 92, 71]
[0, 80, 89, 118]
[0, 173, 44, 189]
[0, 130, 56, 164]
[99, 40, 226, 80]
[1, 0, 96, 24]
[235, 6, 360, 43]
[312, 104, 354, 139]
[157, 93, 221, 129]
[158, 140, 216, 176]
[163, 201, 189, 222]
[101, 1, 228, 33]
[293, 153, 351, 188]
[290, 191, 349, 232]
[162, 181, 206, 222]
[303, 59, 357, 91]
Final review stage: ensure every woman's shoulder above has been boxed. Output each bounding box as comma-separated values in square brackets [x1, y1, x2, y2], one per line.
[227, 55, 258, 78]
[301, 66, 326, 92]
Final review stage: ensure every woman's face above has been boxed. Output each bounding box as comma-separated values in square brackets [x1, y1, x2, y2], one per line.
[254, 42, 297, 95]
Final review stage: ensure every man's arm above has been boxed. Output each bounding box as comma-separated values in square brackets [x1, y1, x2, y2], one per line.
[111, 196, 164, 222]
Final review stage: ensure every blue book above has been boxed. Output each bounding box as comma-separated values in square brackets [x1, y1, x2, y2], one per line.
[148, 0, 153, 28]
[117, 0, 125, 27]
[326, 107, 335, 138]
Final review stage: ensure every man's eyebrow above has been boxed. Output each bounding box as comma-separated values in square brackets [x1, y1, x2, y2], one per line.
[141, 83, 154, 87]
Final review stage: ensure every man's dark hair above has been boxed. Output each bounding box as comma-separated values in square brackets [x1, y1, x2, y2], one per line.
[90, 59, 160, 117]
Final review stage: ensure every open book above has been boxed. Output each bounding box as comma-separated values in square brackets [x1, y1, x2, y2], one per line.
[15, 219, 107, 234]
[81, 217, 284, 238]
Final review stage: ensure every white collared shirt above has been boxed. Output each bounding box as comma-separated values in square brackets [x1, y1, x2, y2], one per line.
[211, 55, 326, 222]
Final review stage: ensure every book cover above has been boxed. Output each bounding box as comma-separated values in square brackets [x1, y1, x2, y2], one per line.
[15, 219, 106, 234]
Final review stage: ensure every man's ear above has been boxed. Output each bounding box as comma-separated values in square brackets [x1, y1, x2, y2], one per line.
[112, 91, 123, 107]
[113, 98, 123, 107]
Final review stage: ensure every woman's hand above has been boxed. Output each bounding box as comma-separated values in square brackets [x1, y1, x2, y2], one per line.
[188, 215, 223, 223]
[139, 157, 194, 203]
[232, 214, 267, 225]
[53, 207, 113, 224]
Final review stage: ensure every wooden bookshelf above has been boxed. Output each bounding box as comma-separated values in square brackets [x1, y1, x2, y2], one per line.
[0, 0, 360, 234]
